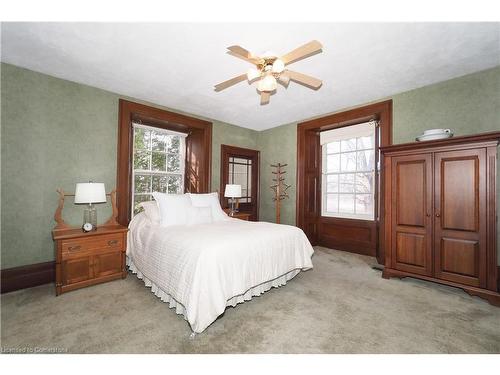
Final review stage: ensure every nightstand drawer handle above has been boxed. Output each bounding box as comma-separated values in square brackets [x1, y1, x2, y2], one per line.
[68, 245, 81, 251]
[108, 240, 119, 246]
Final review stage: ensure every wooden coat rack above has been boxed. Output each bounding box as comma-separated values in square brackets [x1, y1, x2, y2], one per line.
[270, 163, 291, 224]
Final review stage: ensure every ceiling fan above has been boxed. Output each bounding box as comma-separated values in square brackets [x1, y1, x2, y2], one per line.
[214, 40, 323, 105]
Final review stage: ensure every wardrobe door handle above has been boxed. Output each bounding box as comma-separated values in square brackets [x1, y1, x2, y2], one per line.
[435, 212, 440, 217]
[68, 245, 81, 251]
[426, 213, 431, 217]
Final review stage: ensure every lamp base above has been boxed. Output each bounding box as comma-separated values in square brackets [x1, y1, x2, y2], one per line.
[229, 199, 239, 216]
[83, 204, 98, 230]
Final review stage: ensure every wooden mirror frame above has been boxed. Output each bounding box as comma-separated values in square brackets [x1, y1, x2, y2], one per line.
[116, 99, 212, 226]
[52, 188, 119, 232]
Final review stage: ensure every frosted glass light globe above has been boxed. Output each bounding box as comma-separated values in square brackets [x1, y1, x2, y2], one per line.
[246, 67, 261, 81]
[272, 59, 285, 73]
[257, 75, 277, 92]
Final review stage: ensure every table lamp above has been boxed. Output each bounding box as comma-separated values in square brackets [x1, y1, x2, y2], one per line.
[224, 184, 241, 216]
[75, 182, 106, 229]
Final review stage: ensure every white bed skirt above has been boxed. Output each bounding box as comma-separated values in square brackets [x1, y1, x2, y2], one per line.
[127, 257, 300, 330]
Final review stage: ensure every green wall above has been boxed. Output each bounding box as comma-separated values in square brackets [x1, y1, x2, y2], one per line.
[2, 63, 499, 268]
[392, 66, 500, 144]
[0, 63, 257, 268]
[258, 123, 297, 225]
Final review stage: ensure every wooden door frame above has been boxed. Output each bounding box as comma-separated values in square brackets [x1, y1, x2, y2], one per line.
[116, 99, 212, 226]
[296, 100, 392, 264]
[220, 144, 260, 221]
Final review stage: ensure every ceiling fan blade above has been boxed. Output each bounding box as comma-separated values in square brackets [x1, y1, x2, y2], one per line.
[214, 74, 247, 92]
[260, 91, 270, 105]
[286, 70, 322, 89]
[278, 73, 290, 87]
[281, 40, 323, 65]
[227, 45, 261, 65]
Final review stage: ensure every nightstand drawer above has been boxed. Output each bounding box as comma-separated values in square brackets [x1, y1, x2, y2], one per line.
[61, 233, 123, 256]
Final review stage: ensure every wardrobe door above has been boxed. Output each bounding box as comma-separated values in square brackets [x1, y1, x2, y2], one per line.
[434, 148, 487, 287]
[391, 154, 433, 276]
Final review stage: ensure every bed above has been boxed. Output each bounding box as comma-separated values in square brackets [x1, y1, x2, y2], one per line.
[126, 211, 314, 333]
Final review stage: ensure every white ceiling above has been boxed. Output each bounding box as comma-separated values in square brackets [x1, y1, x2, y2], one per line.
[1, 23, 499, 131]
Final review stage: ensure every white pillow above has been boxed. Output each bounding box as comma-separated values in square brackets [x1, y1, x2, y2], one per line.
[140, 201, 160, 224]
[188, 192, 228, 222]
[152, 192, 192, 227]
[186, 206, 213, 225]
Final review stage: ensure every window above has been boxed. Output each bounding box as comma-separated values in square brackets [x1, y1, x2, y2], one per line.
[132, 123, 186, 215]
[228, 157, 252, 203]
[320, 121, 376, 220]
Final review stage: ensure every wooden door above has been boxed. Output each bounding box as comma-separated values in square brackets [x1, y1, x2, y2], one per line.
[391, 153, 433, 276]
[220, 145, 260, 221]
[62, 257, 93, 285]
[434, 148, 487, 287]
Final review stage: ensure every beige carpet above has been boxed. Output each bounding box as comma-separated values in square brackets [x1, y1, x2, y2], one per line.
[1, 247, 499, 353]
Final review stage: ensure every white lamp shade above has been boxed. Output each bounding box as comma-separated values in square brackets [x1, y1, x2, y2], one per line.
[74, 183, 107, 204]
[224, 184, 242, 198]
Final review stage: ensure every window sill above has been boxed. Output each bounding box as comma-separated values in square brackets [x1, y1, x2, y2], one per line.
[321, 213, 375, 222]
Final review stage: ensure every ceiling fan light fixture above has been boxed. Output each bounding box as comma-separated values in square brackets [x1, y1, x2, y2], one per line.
[246, 67, 261, 82]
[214, 41, 323, 103]
[257, 75, 277, 92]
[271, 59, 285, 73]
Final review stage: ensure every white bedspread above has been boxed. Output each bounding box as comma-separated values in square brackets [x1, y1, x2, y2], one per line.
[126, 214, 314, 333]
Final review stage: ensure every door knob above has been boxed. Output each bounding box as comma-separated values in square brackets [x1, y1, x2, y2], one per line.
[435, 212, 440, 217]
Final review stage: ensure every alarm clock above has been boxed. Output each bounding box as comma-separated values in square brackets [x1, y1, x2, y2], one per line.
[82, 222, 94, 232]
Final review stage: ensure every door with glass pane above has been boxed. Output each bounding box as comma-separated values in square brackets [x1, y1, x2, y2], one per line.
[131, 123, 187, 216]
[220, 145, 260, 221]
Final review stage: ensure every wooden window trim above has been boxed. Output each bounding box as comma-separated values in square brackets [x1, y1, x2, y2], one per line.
[116, 99, 212, 225]
[296, 100, 392, 264]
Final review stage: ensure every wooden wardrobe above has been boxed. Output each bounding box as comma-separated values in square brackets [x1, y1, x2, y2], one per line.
[381, 132, 500, 306]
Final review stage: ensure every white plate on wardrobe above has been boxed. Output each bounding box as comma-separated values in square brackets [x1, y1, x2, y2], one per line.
[416, 133, 453, 141]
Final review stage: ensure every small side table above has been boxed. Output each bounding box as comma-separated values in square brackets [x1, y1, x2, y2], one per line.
[223, 209, 251, 221]
[52, 225, 128, 296]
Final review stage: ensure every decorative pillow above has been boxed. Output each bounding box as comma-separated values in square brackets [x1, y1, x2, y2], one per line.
[188, 192, 228, 222]
[152, 192, 192, 227]
[186, 206, 213, 225]
[139, 201, 161, 224]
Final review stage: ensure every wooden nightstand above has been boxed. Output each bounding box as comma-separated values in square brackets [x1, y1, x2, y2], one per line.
[223, 209, 251, 221]
[52, 225, 128, 296]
